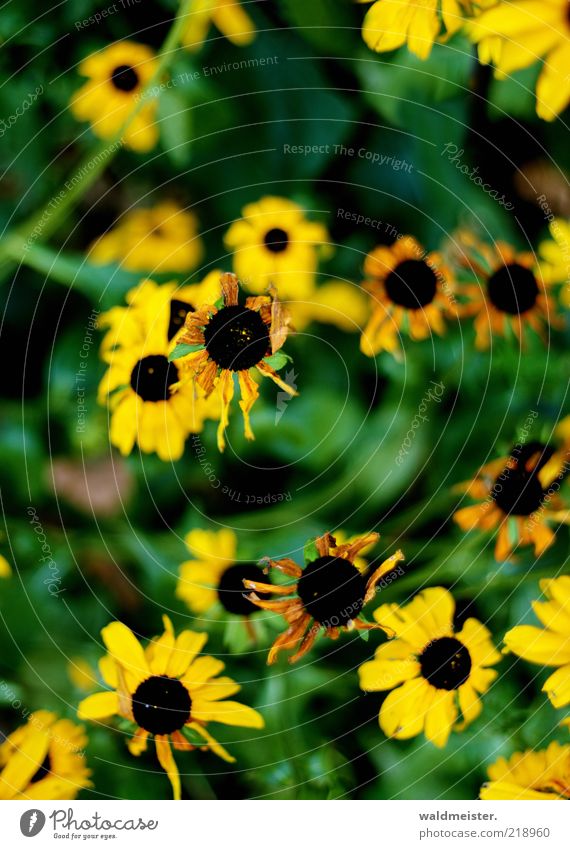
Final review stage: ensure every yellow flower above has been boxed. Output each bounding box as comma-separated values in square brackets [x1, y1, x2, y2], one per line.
[70, 41, 159, 152]
[469, 0, 570, 121]
[453, 232, 559, 349]
[171, 272, 297, 451]
[358, 0, 491, 60]
[504, 576, 570, 709]
[98, 278, 220, 460]
[481, 742, 570, 799]
[360, 235, 455, 356]
[224, 196, 330, 298]
[0, 711, 91, 800]
[182, 0, 256, 51]
[177, 528, 271, 620]
[246, 531, 405, 664]
[77, 616, 263, 800]
[89, 202, 204, 273]
[289, 280, 369, 333]
[359, 587, 501, 748]
[538, 218, 570, 307]
[453, 442, 570, 562]
[0, 554, 11, 578]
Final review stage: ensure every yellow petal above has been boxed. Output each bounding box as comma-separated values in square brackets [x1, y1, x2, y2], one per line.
[155, 736, 181, 801]
[101, 621, 149, 684]
[191, 699, 264, 728]
[77, 691, 119, 720]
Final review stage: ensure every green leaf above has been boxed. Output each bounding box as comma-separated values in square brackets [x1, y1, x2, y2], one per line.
[264, 351, 292, 371]
[304, 537, 319, 564]
[169, 342, 204, 361]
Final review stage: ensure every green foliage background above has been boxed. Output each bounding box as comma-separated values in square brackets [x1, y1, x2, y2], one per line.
[0, 0, 569, 800]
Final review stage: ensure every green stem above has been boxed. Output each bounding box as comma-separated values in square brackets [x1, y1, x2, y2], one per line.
[1, 0, 194, 265]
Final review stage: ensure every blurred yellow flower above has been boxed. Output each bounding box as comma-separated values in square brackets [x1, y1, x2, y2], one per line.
[481, 742, 570, 799]
[70, 41, 158, 152]
[504, 576, 570, 709]
[0, 711, 91, 800]
[177, 527, 271, 619]
[469, 0, 570, 121]
[89, 202, 204, 273]
[290, 280, 369, 333]
[224, 196, 330, 299]
[0, 554, 11, 578]
[182, 0, 256, 51]
[538, 218, 570, 307]
[358, 0, 491, 60]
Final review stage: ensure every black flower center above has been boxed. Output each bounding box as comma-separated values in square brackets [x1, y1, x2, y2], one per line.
[217, 562, 270, 615]
[130, 355, 179, 403]
[132, 675, 191, 735]
[264, 227, 289, 253]
[487, 263, 539, 315]
[384, 259, 438, 309]
[419, 637, 472, 690]
[297, 555, 367, 627]
[111, 64, 139, 92]
[168, 298, 194, 341]
[204, 305, 270, 371]
[29, 752, 51, 784]
[492, 466, 545, 516]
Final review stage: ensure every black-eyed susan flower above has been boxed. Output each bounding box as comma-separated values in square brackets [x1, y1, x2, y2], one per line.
[171, 272, 297, 452]
[245, 531, 405, 664]
[359, 587, 500, 748]
[89, 202, 204, 273]
[453, 233, 559, 349]
[453, 442, 570, 561]
[360, 235, 455, 356]
[538, 218, 570, 308]
[70, 42, 158, 152]
[182, 0, 256, 51]
[480, 742, 570, 800]
[357, 0, 492, 60]
[98, 279, 220, 461]
[176, 528, 270, 628]
[503, 576, 570, 709]
[469, 0, 570, 121]
[77, 616, 263, 800]
[224, 196, 330, 299]
[0, 711, 91, 800]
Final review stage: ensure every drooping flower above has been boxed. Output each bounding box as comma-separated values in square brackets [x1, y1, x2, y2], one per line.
[170, 272, 297, 451]
[224, 196, 330, 299]
[245, 531, 405, 663]
[452, 232, 559, 349]
[0, 711, 91, 800]
[453, 441, 570, 561]
[480, 742, 570, 799]
[89, 202, 204, 273]
[503, 575, 570, 709]
[469, 0, 570, 121]
[70, 41, 158, 152]
[360, 235, 455, 356]
[78, 616, 263, 800]
[359, 587, 501, 747]
[182, 0, 256, 51]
